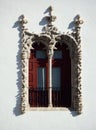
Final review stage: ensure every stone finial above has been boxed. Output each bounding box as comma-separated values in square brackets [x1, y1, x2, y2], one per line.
[49, 6, 53, 14]
[19, 15, 28, 24]
[46, 6, 56, 24]
[74, 15, 84, 27]
[19, 15, 28, 30]
[73, 15, 84, 43]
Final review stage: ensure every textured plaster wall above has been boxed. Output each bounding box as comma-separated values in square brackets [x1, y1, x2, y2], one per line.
[0, 0, 96, 130]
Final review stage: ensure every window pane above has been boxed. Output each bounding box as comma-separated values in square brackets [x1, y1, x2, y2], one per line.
[53, 51, 62, 59]
[38, 67, 46, 90]
[36, 50, 47, 59]
[52, 67, 61, 90]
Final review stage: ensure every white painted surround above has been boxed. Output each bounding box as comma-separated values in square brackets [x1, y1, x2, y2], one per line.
[0, 0, 96, 130]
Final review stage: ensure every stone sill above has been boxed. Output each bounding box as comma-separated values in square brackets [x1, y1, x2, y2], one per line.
[28, 107, 70, 111]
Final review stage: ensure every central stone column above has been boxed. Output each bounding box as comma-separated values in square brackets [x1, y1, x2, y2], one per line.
[48, 56, 52, 107]
[47, 48, 53, 107]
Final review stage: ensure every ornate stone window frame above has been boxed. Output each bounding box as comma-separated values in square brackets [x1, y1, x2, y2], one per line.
[18, 6, 83, 115]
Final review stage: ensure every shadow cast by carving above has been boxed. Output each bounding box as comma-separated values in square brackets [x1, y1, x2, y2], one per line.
[13, 16, 23, 116]
[68, 15, 81, 31]
[39, 16, 48, 26]
[39, 6, 52, 31]
[68, 108, 80, 117]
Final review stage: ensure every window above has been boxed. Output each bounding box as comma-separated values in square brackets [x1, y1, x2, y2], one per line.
[38, 67, 46, 90]
[53, 51, 62, 59]
[29, 43, 71, 108]
[36, 50, 47, 59]
[20, 12, 83, 114]
[52, 67, 61, 90]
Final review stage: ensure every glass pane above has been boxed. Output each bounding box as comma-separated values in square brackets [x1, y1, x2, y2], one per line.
[36, 50, 47, 59]
[53, 51, 62, 59]
[52, 67, 61, 90]
[38, 67, 46, 90]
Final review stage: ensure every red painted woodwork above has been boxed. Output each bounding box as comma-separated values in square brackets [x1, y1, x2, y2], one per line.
[52, 43, 71, 107]
[29, 43, 48, 107]
[29, 50, 37, 89]
[29, 42, 71, 107]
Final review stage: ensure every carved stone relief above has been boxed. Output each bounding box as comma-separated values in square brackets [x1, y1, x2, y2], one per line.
[18, 6, 83, 114]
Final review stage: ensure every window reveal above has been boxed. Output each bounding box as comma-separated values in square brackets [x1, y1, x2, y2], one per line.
[38, 67, 46, 90]
[52, 67, 61, 90]
[36, 50, 47, 59]
[53, 51, 62, 59]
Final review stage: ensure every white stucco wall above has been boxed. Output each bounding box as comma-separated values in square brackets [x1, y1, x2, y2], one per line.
[0, 0, 96, 130]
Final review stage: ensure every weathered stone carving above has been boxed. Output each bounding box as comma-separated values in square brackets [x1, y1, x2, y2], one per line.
[19, 15, 29, 113]
[18, 7, 83, 114]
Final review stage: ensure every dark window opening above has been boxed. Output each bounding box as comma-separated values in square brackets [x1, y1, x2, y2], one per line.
[29, 42, 71, 108]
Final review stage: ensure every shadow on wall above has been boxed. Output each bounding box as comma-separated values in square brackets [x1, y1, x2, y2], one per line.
[13, 16, 23, 116]
[39, 6, 51, 27]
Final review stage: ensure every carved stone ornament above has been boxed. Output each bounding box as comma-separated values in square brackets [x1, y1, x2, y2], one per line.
[18, 6, 83, 114]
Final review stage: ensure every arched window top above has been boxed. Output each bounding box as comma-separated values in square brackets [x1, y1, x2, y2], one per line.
[32, 42, 46, 50]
